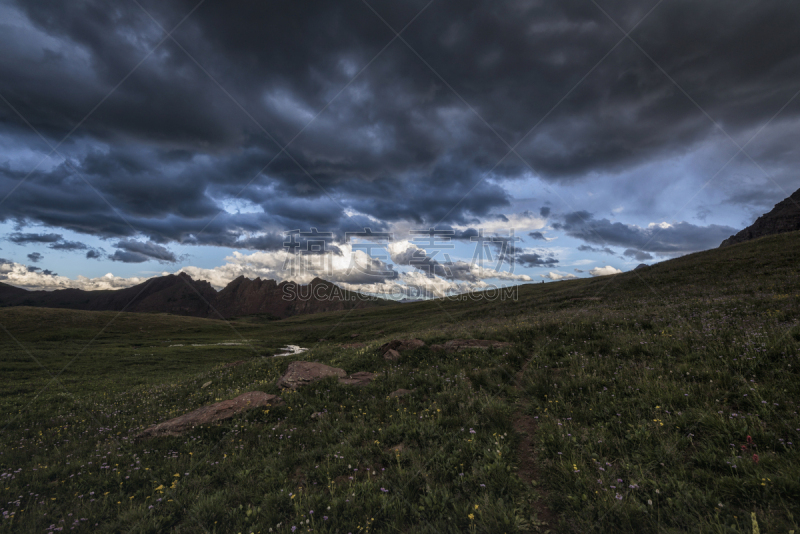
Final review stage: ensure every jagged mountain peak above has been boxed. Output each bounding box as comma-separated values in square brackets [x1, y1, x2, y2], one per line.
[720, 188, 800, 247]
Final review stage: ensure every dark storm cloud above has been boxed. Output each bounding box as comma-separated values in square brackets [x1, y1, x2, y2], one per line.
[1, 0, 799, 252]
[8, 230, 108, 259]
[577, 244, 616, 255]
[515, 252, 558, 268]
[48, 240, 88, 251]
[8, 232, 62, 244]
[390, 244, 512, 282]
[528, 232, 546, 241]
[24, 263, 56, 275]
[623, 248, 654, 261]
[110, 239, 179, 263]
[27, 252, 42, 262]
[396, 239, 557, 275]
[539, 207, 551, 218]
[392, 250, 464, 281]
[85, 249, 103, 259]
[554, 211, 737, 254]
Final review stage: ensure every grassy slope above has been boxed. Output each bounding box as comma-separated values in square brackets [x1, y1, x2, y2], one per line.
[0, 231, 799, 533]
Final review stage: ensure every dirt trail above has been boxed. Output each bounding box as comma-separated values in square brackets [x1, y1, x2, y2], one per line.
[512, 358, 558, 531]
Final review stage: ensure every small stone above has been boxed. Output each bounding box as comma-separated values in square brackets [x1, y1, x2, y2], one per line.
[388, 388, 413, 398]
[201, 380, 212, 388]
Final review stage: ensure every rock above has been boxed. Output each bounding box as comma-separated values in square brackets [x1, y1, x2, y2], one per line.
[350, 333, 359, 338]
[277, 361, 346, 390]
[378, 339, 425, 355]
[338, 371, 377, 387]
[720, 187, 800, 247]
[223, 360, 246, 368]
[201, 380, 212, 388]
[383, 348, 401, 361]
[429, 339, 511, 352]
[311, 411, 326, 420]
[135, 391, 282, 440]
[388, 388, 413, 398]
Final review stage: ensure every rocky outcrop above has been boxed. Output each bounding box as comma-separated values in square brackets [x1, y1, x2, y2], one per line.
[276, 361, 347, 390]
[429, 339, 511, 352]
[135, 391, 282, 440]
[0, 274, 389, 320]
[720, 188, 800, 247]
[276, 361, 378, 389]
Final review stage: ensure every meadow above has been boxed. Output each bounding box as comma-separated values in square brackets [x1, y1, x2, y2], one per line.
[1, 231, 799, 533]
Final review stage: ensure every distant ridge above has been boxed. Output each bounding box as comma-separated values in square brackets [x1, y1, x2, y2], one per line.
[720, 188, 800, 247]
[0, 273, 388, 320]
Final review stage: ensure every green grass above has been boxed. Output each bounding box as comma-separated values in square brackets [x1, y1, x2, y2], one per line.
[1, 231, 800, 532]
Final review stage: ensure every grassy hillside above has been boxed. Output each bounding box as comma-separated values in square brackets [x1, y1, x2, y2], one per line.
[1, 231, 799, 533]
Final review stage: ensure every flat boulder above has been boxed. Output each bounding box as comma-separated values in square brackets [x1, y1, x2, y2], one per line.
[277, 361, 347, 390]
[429, 339, 511, 352]
[135, 391, 282, 440]
[379, 339, 425, 355]
[388, 388, 413, 398]
[338, 371, 377, 387]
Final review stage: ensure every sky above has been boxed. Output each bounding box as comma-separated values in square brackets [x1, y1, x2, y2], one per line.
[0, 0, 798, 298]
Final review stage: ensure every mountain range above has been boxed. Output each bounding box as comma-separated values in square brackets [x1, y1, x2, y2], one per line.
[0, 273, 388, 320]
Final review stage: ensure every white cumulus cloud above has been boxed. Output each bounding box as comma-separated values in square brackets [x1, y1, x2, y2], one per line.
[589, 265, 622, 276]
[0, 260, 148, 291]
[540, 271, 577, 281]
